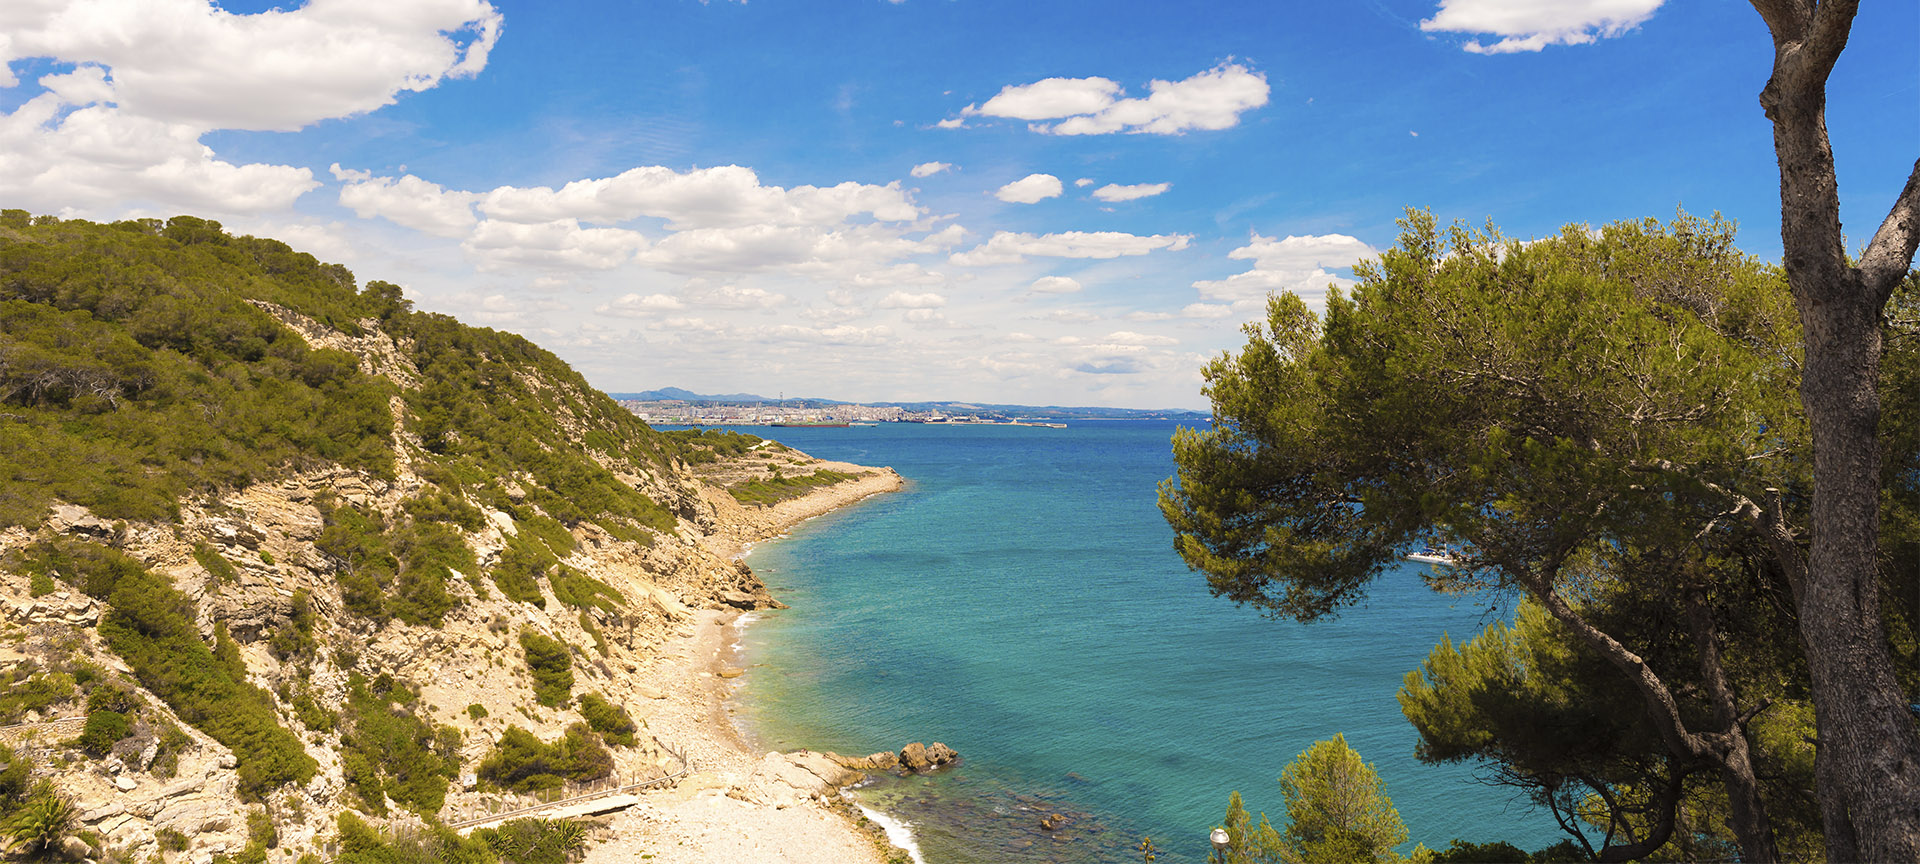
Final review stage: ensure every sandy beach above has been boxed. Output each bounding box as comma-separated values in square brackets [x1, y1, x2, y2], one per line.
[583, 462, 907, 863]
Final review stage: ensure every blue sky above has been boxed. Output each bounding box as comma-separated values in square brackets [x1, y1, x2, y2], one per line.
[3, 1, 1914, 409]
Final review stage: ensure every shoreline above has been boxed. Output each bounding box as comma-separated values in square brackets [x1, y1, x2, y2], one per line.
[584, 462, 906, 864]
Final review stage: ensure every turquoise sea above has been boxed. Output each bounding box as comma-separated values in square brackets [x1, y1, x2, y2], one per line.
[701, 421, 1563, 862]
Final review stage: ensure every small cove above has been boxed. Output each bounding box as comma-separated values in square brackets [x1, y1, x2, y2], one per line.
[712, 421, 1564, 862]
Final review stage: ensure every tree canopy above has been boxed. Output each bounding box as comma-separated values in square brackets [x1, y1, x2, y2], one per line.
[1163, 211, 1917, 860]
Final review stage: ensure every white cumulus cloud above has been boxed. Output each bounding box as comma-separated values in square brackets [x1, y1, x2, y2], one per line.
[957, 62, 1269, 136]
[1029, 276, 1083, 294]
[464, 219, 648, 271]
[878, 290, 946, 309]
[1090, 182, 1170, 202]
[1103, 331, 1179, 347]
[995, 173, 1064, 204]
[1421, 0, 1666, 54]
[950, 230, 1192, 266]
[0, 0, 502, 131]
[595, 293, 687, 318]
[0, 0, 500, 218]
[1191, 232, 1379, 308]
[333, 164, 479, 237]
[910, 161, 953, 178]
[479, 165, 921, 230]
[972, 76, 1122, 120]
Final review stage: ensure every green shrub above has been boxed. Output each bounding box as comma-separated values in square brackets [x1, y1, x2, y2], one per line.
[550, 567, 622, 613]
[578, 613, 608, 658]
[403, 487, 486, 532]
[0, 746, 29, 803]
[192, 543, 240, 585]
[268, 589, 318, 662]
[27, 571, 55, 598]
[290, 684, 334, 733]
[729, 469, 856, 506]
[317, 503, 470, 627]
[0, 781, 75, 858]
[0, 667, 75, 723]
[333, 811, 493, 864]
[576, 693, 636, 747]
[468, 704, 489, 720]
[246, 806, 277, 849]
[149, 722, 192, 778]
[73, 709, 130, 756]
[339, 674, 460, 817]
[20, 540, 314, 795]
[519, 631, 574, 708]
[491, 533, 552, 607]
[157, 828, 189, 851]
[475, 724, 612, 793]
[84, 682, 138, 714]
[474, 818, 588, 864]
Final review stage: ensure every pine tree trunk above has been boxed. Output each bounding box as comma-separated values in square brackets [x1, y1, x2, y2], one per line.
[1749, 0, 1920, 857]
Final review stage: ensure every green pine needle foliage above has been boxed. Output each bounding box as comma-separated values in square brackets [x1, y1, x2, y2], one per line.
[20, 539, 315, 796]
[519, 630, 575, 708]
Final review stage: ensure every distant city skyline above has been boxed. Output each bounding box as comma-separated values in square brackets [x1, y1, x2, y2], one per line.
[2, 0, 1913, 409]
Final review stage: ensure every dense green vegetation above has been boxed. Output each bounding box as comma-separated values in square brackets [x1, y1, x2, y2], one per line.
[729, 467, 856, 506]
[472, 818, 589, 864]
[576, 692, 637, 747]
[19, 539, 315, 796]
[1165, 212, 1920, 859]
[333, 812, 493, 864]
[519, 631, 575, 708]
[663, 428, 763, 463]
[340, 673, 461, 818]
[0, 664, 74, 723]
[549, 567, 622, 613]
[0, 213, 395, 526]
[475, 724, 612, 793]
[1208, 736, 1414, 864]
[1, 212, 692, 628]
[315, 497, 475, 627]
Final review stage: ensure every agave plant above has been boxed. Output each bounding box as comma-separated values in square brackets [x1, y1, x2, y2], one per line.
[3, 783, 76, 860]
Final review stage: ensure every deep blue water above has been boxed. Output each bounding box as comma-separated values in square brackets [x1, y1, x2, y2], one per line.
[691, 421, 1562, 862]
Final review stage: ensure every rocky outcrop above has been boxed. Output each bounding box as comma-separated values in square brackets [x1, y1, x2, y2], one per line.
[900, 741, 959, 773]
[826, 741, 958, 775]
[730, 751, 867, 809]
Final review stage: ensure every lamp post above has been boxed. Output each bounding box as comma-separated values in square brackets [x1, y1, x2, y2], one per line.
[1211, 827, 1231, 859]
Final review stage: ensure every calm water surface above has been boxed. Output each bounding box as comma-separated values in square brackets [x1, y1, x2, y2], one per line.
[690, 421, 1560, 863]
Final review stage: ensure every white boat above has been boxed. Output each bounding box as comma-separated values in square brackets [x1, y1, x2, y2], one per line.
[1405, 548, 1459, 565]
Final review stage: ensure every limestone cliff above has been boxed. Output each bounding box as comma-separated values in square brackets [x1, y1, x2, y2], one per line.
[0, 212, 895, 863]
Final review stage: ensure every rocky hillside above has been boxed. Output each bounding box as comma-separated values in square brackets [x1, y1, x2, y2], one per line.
[0, 211, 830, 863]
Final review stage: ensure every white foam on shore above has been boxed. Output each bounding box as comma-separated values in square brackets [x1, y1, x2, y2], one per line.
[854, 801, 926, 864]
[730, 612, 759, 653]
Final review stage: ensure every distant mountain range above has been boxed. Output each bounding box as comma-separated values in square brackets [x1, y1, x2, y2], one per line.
[607, 388, 1208, 421]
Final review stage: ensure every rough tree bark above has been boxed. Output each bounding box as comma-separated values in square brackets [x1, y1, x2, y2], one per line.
[1747, 0, 1920, 857]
